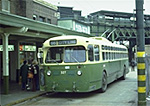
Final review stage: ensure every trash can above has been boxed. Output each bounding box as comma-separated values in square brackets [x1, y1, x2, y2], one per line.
[16, 69, 20, 83]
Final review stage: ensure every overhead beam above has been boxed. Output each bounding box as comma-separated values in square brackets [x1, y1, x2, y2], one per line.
[0, 12, 91, 38]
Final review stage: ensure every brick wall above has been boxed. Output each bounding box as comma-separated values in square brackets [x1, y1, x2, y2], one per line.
[33, 1, 57, 25]
[26, 0, 34, 19]
[11, 0, 27, 17]
[1, 0, 57, 25]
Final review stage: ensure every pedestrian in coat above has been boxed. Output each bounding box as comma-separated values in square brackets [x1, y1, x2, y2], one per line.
[131, 59, 136, 71]
[32, 60, 40, 91]
[20, 60, 28, 90]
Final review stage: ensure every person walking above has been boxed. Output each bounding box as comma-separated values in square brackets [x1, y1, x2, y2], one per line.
[20, 60, 28, 90]
[131, 59, 136, 71]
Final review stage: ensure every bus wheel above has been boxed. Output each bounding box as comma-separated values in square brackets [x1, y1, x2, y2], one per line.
[100, 72, 107, 93]
[121, 66, 126, 80]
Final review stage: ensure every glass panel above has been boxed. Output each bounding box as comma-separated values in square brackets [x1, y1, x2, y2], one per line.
[88, 45, 94, 61]
[45, 46, 86, 63]
[64, 46, 86, 63]
[94, 45, 100, 61]
[102, 52, 105, 60]
[45, 47, 64, 63]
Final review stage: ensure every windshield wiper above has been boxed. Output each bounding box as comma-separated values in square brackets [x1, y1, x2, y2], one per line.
[71, 56, 80, 64]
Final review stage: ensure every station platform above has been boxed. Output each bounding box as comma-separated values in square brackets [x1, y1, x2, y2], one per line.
[0, 81, 46, 106]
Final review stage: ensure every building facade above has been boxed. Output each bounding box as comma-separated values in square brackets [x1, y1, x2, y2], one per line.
[0, 0, 58, 67]
[57, 6, 90, 34]
[58, 19, 90, 34]
[58, 6, 84, 20]
[88, 10, 150, 41]
[0, 0, 58, 25]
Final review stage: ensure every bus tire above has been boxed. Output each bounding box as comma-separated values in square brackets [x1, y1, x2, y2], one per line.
[100, 71, 107, 93]
[120, 66, 126, 80]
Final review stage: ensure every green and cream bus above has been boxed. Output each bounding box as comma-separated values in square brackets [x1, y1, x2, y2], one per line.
[38, 35, 129, 93]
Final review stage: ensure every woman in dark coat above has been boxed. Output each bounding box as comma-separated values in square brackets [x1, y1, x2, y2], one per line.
[20, 60, 28, 90]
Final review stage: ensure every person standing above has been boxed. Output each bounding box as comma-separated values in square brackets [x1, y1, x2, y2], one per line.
[131, 59, 136, 71]
[20, 60, 28, 90]
[32, 60, 40, 91]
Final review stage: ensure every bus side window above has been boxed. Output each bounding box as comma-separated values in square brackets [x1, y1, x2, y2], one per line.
[102, 52, 105, 60]
[94, 45, 100, 61]
[106, 52, 108, 60]
[88, 45, 94, 61]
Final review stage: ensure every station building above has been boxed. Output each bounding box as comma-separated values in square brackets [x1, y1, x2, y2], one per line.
[0, 0, 58, 24]
[0, 0, 90, 91]
[0, 0, 58, 82]
[57, 6, 90, 34]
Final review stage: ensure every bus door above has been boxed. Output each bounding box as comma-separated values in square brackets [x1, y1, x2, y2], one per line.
[37, 48, 43, 64]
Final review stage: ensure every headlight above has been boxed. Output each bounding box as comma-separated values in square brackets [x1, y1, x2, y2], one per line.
[77, 70, 82, 76]
[47, 70, 51, 76]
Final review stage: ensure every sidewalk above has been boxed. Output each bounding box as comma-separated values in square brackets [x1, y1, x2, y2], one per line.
[0, 81, 46, 106]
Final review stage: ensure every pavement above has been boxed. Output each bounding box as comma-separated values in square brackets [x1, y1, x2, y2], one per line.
[0, 81, 46, 106]
[0, 67, 150, 106]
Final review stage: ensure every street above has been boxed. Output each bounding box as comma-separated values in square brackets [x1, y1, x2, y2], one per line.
[14, 69, 139, 106]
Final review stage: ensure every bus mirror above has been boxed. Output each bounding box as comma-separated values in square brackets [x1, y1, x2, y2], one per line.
[37, 48, 43, 64]
[37, 53, 42, 58]
[37, 51, 43, 58]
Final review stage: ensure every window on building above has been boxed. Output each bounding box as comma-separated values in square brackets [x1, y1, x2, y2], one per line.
[47, 19, 51, 24]
[33, 15, 37, 20]
[88, 45, 94, 61]
[39, 16, 45, 22]
[1, 0, 10, 12]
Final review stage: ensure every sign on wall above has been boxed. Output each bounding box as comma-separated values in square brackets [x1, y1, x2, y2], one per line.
[0, 45, 14, 51]
[20, 45, 36, 51]
[75, 22, 90, 34]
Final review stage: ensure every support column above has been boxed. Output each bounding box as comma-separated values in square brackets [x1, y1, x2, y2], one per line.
[17, 41, 20, 69]
[136, 0, 146, 106]
[111, 32, 115, 42]
[15, 41, 20, 83]
[2, 33, 9, 94]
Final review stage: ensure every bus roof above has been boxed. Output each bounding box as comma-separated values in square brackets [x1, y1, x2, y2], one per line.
[43, 35, 127, 49]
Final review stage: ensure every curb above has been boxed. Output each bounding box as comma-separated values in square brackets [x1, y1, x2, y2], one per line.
[4, 92, 46, 106]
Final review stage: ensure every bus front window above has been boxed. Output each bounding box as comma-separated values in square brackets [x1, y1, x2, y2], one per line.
[45, 46, 86, 63]
[64, 46, 86, 63]
[45, 47, 63, 63]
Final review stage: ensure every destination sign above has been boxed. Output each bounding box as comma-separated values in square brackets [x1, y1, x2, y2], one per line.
[50, 41, 57, 45]
[50, 39, 76, 45]
[58, 40, 76, 45]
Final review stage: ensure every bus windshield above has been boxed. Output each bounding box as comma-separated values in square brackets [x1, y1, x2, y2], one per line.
[45, 46, 86, 63]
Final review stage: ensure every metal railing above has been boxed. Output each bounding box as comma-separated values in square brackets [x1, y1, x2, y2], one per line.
[146, 55, 150, 97]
